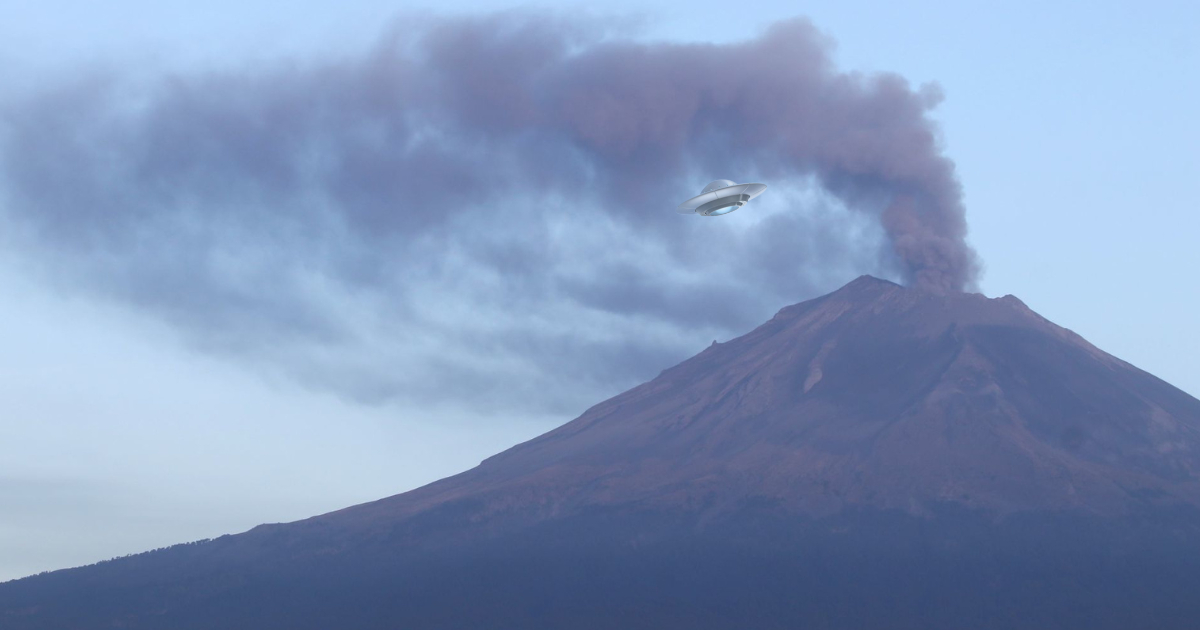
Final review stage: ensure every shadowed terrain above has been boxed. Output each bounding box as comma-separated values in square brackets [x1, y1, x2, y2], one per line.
[5, 275, 1200, 629]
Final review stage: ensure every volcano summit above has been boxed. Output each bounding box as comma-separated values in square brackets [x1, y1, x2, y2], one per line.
[4, 276, 1200, 629]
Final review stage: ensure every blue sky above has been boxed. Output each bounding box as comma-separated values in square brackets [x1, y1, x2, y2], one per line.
[1, 0, 1196, 581]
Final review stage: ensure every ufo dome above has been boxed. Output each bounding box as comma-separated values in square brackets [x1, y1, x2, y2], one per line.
[702, 179, 737, 194]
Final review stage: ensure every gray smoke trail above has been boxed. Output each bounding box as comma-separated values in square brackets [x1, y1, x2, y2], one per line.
[0, 14, 979, 413]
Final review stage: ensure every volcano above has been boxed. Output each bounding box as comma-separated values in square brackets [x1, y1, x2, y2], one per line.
[5, 276, 1200, 629]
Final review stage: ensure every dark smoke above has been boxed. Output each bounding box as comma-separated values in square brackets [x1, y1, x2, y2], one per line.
[0, 14, 979, 414]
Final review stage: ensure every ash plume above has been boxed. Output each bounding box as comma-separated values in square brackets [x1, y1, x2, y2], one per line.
[0, 14, 980, 413]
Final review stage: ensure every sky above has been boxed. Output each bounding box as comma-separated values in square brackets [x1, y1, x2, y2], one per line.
[1, 0, 1197, 581]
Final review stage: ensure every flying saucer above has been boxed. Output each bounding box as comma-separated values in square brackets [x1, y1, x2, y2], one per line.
[676, 179, 768, 216]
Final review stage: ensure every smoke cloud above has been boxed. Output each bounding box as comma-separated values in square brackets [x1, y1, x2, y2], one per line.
[0, 14, 979, 414]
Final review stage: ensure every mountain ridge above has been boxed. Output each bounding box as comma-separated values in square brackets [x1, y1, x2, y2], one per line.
[294, 274, 1200, 533]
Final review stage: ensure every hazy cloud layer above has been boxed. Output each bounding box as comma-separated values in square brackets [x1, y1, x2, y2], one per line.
[0, 14, 978, 414]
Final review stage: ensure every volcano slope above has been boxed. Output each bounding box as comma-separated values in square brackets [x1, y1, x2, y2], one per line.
[5, 275, 1200, 629]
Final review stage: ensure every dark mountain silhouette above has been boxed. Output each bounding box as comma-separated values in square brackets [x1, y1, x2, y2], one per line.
[5, 275, 1200, 629]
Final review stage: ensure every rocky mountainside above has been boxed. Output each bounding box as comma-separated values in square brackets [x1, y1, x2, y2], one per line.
[5, 276, 1200, 629]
